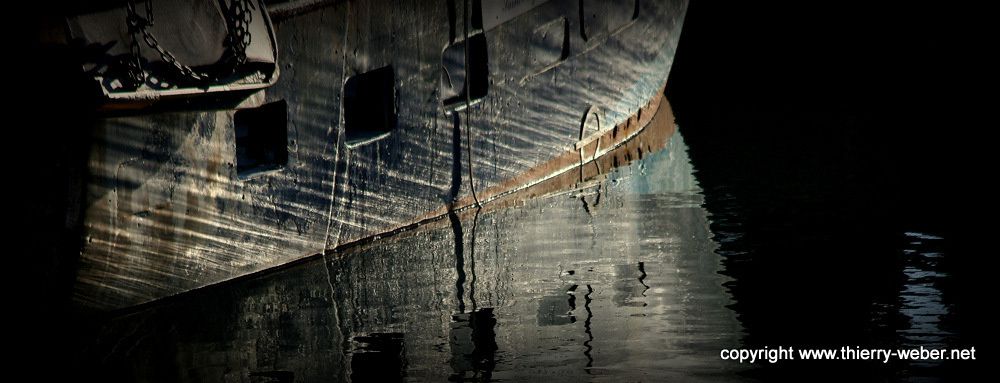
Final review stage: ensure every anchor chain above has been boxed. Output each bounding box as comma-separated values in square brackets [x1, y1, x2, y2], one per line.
[124, 0, 255, 87]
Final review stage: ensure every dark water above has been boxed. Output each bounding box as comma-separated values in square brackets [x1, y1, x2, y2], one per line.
[657, 0, 989, 380]
[72, 132, 754, 382]
[70, 110, 980, 381]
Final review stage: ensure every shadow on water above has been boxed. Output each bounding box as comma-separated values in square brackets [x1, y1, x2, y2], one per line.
[69, 127, 749, 381]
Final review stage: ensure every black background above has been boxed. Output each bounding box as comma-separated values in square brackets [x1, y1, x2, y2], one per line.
[667, 0, 990, 380]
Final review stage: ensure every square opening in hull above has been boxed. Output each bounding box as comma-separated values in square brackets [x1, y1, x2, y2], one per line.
[343, 66, 398, 147]
[235, 100, 288, 178]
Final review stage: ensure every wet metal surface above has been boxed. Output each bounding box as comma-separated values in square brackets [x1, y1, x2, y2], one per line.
[69, 0, 689, 310]
[71, 129, 746, 382]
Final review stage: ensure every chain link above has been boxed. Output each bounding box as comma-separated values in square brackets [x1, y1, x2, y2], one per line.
[125, 0, 256, 86]
[225, 0, 255, 68]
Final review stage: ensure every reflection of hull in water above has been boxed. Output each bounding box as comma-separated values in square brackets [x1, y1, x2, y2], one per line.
[75, 130, 742, 382]
[53, 0, 688, 310]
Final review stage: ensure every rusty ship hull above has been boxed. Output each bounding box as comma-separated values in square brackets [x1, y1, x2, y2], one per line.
[35, 0, 689, 311]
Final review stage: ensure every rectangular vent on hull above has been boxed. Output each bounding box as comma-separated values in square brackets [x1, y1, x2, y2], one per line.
[235, 100, 288, 179]
[441, 33, 489, 109]
[343, 66, 397, 148]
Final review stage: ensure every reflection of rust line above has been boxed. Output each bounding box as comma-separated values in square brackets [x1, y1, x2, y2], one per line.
[331, 86, 675, 255]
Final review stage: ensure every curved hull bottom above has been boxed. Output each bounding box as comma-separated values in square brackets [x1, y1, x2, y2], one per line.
[77, 86, 676, 312]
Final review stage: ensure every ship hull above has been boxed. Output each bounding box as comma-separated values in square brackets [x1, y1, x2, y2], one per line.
[68, 0, 689, 310]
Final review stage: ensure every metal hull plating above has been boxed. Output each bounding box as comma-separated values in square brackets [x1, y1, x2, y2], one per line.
[73, 0, 688, 310]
